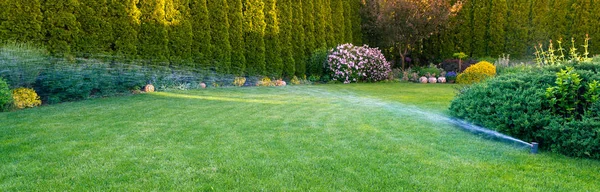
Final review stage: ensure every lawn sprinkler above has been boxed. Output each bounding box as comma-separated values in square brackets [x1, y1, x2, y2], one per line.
[530, 142, 538, 154]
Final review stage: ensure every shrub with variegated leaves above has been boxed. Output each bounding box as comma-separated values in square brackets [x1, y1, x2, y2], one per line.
[327, 44, 391, 83]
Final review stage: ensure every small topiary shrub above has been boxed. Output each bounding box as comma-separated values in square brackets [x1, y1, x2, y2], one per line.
[328, 44, 391, 83]
[12, 87, 42, 109]
[0, 77, 13, 111]
[456, 61, 496, 84]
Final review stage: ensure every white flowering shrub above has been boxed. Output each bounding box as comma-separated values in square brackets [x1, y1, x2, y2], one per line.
[327, 44, 391, 83]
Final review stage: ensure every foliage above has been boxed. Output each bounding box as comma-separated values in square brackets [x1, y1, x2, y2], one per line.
[291, 0, 306, 77]
[207, 0, 232, 73]
[244, 0, 267, 76]
[278, 0, 295, 78]
[290, 76, 300, 85]
[264, 0, 283, 77]
[0, 77, 13, 111]
[327, 44, 391, 83]
[445, 71, 457, 80]
[362, 0, 463, 68]
[228, 0, 246, 75]
[417, 66, 442, 77]
[257, 76, 274, 86]
[190, 0, 213, 66]
[11, 87, 42, 109]
[451, 63, 600, 159]
[456, 61, 496, 84]
[307, 47, 330, 77]
[440, 58, 477, 73]
[233, 77, 246, 87]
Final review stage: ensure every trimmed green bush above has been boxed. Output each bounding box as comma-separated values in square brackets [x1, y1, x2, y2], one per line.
[450, 63, 600, 159]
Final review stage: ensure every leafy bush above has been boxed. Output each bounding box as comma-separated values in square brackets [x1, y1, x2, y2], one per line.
[417, 66, 442, 77]
[445, 71, 457, 81]
[307, 47, 330, 77]
[450, 64, 600, 159]
[12, 87, 42, 109]
[0, 77, 13, 111]
[328, 44, 391, 83]
[257, 77, 274, 87]
[233, 77, 246, 87]
[456, 61, 496, 84]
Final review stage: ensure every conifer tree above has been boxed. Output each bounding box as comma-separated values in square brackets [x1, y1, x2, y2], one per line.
[0, 0, 44, 43]
[313, 0, 327, 48]
[138, 0, 170, 64]
[530, 0, 550, 52]
[42, 0, 81, 56]
[323, 0, 335, 47]
[292, 0, 307, 76]
[228, 0, 246, 75]
[471, 0, 489, 57]
[278, 0, 296, 78]
[190, 0, 212, 67]
[303, 0, 316, 54]
[330, 0, 346, 44]
[590, 0, 600, 54]
[350, 0, 363, 45]
[343, 1, 353, 43]
[167, 0, 193, 66]
[504, 0, 529, 57]
[486, 0, 507, 56]
[207, 0, 232, 73]
[244, 0, 267, 76]
[76, 0, 113, 55]
[569, 0, 592, 48]
[264, 0, 284, 77]
[547, 0, 568, 40]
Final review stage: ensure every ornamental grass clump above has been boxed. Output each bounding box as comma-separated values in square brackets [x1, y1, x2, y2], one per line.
[328, 44, 391, 83]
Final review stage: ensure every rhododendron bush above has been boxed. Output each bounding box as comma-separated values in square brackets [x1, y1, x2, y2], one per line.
[328, 44, 391, 83]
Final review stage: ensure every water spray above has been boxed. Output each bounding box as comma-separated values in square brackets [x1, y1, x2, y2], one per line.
[530, 142, 539, 154]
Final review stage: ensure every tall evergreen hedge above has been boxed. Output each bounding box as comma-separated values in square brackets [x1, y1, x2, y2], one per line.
[292, 0, 307, 77]
[138, 0, 169, 64]
[278, 0, 296, 78]
[0, 0, 44, 43]
[228, 0, 247, 75]
[244, 0, 267, 76]
[167, 0, 193, 66]
[42, 0, 81, 57]
[264, 0, 284, 77]
[110, 0, 140, 58]
[190, 0, 212, 67]
[207, 0, 232, 73]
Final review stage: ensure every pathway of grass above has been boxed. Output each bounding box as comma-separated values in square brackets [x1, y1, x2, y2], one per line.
[1, 83, 599, 191]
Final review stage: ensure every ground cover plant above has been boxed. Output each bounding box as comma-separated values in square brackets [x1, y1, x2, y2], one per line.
[1, 84, 600, 190]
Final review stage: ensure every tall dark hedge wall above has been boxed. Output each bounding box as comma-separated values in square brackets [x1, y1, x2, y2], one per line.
[0, 0, 363, 78]
[418, 0, 600, 60]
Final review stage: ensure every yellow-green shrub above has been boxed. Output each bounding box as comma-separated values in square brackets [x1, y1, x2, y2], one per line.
[12, 87, 41, 109]
[257, 77, 274, 87]
[233, 77, 246, 87]
[457, 61, 496, 84]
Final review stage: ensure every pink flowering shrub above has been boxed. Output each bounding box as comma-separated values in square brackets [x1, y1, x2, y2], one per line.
[327, 44, 391, 83]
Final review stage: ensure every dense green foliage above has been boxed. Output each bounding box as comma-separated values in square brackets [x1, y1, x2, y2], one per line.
[307, 47, 329, 77]
[450, 63, 600, 159]
[0, 0, 362, 77]
[0, 77, 12, 111]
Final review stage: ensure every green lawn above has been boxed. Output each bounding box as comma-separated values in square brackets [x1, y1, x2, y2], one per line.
[1, 83, 599, 191]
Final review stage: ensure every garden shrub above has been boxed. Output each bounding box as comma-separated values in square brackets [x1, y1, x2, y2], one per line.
[328, 44, 391, 83]
[307, 47, 329, 77]
[12, 87, 42, 109]
[450, 64, 600, 159]
[417, 66, 442, 77]
[0, 77, 13, 111]
[0, 42, 47, 88]
[456, 61, 496, 84]
[440, 58, 477, 73]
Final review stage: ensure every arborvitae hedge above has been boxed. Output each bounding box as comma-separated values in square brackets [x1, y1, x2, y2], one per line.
[264, 0, 284, 77]
[167, 0, 193, 66]
[207, 0, 232, 73]
[244, 0, 267, 76]
[292, 0, 307, 77]
[190, 0, 212, 67]
[331, 0, 345, 44]
[42, 0, 81, 57]
[4, 0, 362, 76]
[138, 0, 169, 64]
[278, 0, 296, 78]
[228, 0, 246, 75]
[313, 0, 327, 48]
[0, 0, 44, 43]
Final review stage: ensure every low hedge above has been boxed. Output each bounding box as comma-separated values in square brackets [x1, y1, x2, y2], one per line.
[450, 63, 600, 159]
